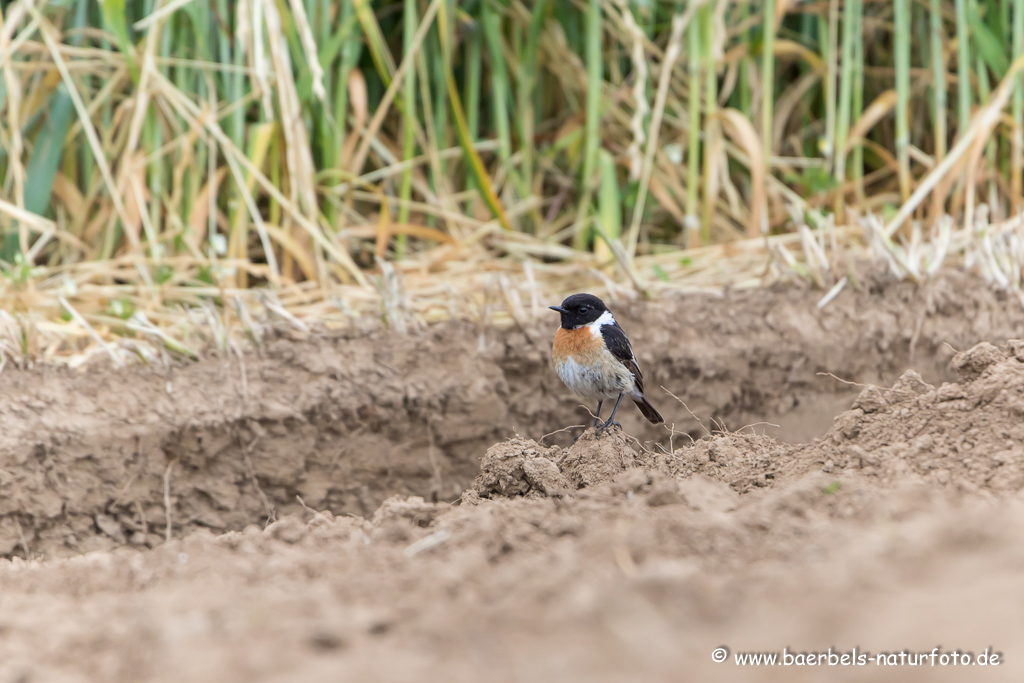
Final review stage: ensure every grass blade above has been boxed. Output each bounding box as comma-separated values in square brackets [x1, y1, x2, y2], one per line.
[437, 1, 512, 231]
[1013, 0, 1024, 214]
[573, 0, 604, 250]
[395, 0, 418, 258]
[894, 0, 912, 202]
[955, 0, 973, 136]
[762, 0, 777, 164]
[594, 149, 620, 265]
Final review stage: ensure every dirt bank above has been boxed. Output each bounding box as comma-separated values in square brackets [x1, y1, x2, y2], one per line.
[0, 338, 1023, 681]
[0, 270, 1022, 559]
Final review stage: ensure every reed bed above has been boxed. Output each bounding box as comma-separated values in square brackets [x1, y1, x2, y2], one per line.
[1, 0, 1024, 365]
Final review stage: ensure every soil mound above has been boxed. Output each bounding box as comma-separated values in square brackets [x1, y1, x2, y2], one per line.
[792, 341, 1024, 494]
[470, 437, 568, 498]
[2, 272, 1024, 559]
[470, 430, 656, 499]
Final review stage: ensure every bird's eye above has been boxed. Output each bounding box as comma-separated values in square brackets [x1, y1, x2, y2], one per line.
[579, 306, 589, 314]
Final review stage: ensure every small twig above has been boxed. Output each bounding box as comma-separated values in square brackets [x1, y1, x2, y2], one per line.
[816, 371, 915, 398]
[908, 308, 926, 365]
[59, 295, 124, 368]
[231, 341, 249, 408]
[735, 421, 781, 433]
[239, 432, 274, 524]
[425, 424, 443, 499]
[816, 275, 848, 309]
[708, 415, 728, 434]
[110, 472, 139, 509]
[134, 499, 148, 536]
[259, 292, 310, 332]
[404, 527, 452, 557]
[663, 422, 696, 452]
[582, 403, 601, 421]
[816, 371, 869, 388]
[620, 430, 655, 456]
[163, 461, 175, 543]
[296, 495, 333, 525]
[128, 312, 199, 360]
[592, 219, 650, 295]
[538, 424, 585, 444]
[660, 386, 710, 436]
[13, 517, 30, 559]
[655, 442, 687, 461]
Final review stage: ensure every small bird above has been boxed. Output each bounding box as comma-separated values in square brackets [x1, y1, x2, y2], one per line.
[549, 293, 663, 433]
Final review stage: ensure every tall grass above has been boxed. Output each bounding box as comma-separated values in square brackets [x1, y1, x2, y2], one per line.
[0, 0, 1023, 300]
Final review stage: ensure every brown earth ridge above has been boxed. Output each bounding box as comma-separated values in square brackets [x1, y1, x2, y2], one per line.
[0, 333, 1023, 680]
[0, 270, 1022, 558]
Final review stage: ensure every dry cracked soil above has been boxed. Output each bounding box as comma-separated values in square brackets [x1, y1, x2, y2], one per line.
[1, 269, 1024, 682]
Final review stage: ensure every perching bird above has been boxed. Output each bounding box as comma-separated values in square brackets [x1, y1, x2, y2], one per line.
[549, 293, 663, 434]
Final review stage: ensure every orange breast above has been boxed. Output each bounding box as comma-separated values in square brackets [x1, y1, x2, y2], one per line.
[552, 326, 603, 364]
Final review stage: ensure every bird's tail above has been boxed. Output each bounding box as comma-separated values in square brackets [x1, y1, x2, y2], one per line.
[633, 395, 664, 424]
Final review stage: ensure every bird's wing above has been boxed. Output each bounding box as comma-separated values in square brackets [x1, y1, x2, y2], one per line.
[600, 323, 644, 393]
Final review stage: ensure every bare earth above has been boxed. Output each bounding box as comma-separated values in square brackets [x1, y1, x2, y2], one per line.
[1, 270, 1023, 682]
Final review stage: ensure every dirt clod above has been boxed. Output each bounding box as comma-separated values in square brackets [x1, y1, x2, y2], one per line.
[471, 438, 566, 497]
[798, 340, 1024, 493]
[557, 429, 650, 490]
[266, 515, 307, 544]
[676, 474, 740, 512]
[951, 340, 1006, 379]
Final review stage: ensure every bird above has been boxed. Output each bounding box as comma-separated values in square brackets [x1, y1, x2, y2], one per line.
[549, 293, 663, 434]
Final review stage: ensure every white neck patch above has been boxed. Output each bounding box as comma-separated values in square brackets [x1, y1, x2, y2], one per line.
[586, 310, 615, 337]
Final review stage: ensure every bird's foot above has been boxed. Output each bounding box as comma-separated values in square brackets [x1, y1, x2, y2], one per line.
[596, 420, 621, 434]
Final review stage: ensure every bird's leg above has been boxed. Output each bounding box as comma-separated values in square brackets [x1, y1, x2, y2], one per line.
[598, 393, 625, 433]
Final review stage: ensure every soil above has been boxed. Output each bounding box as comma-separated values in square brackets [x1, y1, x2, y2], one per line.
[1, 270, 1023, 681]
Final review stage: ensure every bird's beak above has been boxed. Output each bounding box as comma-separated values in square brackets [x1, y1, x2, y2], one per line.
[548, 305, 566, 314]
